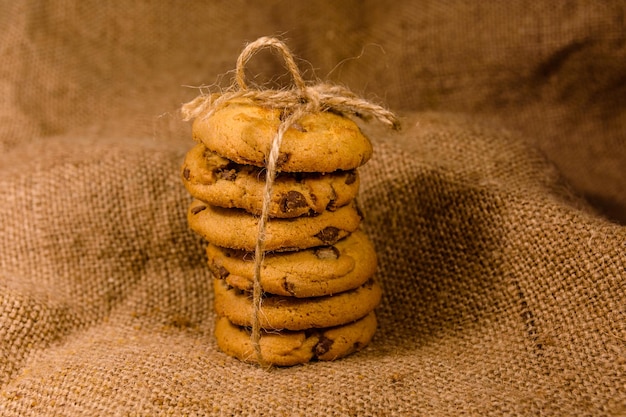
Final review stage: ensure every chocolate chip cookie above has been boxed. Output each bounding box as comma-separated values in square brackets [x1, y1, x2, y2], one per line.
[182, 143, 360, 218]
[213, 278, 381, 331]
[187, 199, 363, 251]
[214, 311, 378, 366]
[207, 230, 377, 297]
[192, 98, 373, 173]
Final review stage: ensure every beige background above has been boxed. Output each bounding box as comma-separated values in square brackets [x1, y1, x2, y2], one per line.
[1, 2, 624, 416]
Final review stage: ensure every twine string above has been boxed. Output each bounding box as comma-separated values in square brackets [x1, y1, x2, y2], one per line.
[250, 107, 308, 368]
[241, 37, 313, 368]
[181, 36, 399, 367]
[235, 37, 307, 92]
[181, 37, 400, 130]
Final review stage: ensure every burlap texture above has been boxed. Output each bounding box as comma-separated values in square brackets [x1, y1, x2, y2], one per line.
[1, 2, 624, 416]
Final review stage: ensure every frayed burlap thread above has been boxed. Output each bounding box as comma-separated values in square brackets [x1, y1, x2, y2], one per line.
[182, 36, 399, 367]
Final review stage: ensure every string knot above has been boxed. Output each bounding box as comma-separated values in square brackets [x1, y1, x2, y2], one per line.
[300, 85, 321, 112]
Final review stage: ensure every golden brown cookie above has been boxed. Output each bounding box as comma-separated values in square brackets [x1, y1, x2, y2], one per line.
[192, 98, 373, 173]
[181, 143, 360, 218]
[214, 312, 378, 366]
[187, 199, 363, 251]
[207, 230, 377, 297]
[213, 278, 381, 331]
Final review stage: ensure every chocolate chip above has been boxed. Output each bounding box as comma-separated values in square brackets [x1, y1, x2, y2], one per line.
[314, 246, 340, 260]
[282, 278, 296, 296]
[190, 204, 207, 215]
[209, 263, 230, 279]
[314, 226, 340, 244]
[217, 168, 238, 181]
[279, 191, 308, 213]
[326, 187, 338, 211]
[276, 152, 291, 168]
[344, 171, 357, 185]
[182, 167, 191, 181]
[314, 335, 335, 356]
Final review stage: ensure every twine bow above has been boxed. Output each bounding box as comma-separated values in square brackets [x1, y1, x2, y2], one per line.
[182, 36, 399, 368]
[182, 37, 400, 130]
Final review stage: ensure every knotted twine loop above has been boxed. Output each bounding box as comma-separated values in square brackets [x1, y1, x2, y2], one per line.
[182, 36, 400, 368]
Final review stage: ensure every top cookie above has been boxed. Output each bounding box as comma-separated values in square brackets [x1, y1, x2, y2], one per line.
[192, 98, 373, 173]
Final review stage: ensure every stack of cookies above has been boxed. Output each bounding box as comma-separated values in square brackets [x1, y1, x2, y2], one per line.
[182, 98, 381, 366]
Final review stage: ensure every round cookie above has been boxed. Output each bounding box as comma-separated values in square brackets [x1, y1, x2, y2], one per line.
[213, 278, 381, 331]
[182, 143, 360, 218]
[187, 199, 363, 251]
[192, 98, 373, 173]
[207, 230, 377, 297]
[214, 312, 378, 366]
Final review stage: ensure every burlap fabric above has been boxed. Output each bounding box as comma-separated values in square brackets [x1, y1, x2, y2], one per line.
[1, 2, 624, 416]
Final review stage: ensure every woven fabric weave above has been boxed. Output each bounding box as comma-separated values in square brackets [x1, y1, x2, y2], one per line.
[1, 2, 624, 416]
